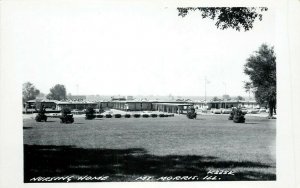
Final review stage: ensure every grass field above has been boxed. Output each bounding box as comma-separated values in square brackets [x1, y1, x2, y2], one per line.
[23, 114, 276, 182]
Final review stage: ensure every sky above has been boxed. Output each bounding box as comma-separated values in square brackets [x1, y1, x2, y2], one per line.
[8, 2, 276, 97]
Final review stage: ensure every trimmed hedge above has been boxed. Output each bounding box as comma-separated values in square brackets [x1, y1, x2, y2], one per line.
[150, 114, 158, 118]
[133, 114, 141, 118]
[85, 114, 96, 120]
[114, 114, 122, 118]
[96, 113, 174, 119]
[142, 114, 149, 118]
[187, 112, 197, 119]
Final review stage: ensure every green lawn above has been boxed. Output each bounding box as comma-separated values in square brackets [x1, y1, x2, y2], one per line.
[23, 114, 276, 182]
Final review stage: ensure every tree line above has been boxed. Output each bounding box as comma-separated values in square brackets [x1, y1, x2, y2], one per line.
[22, 83, 67, 102]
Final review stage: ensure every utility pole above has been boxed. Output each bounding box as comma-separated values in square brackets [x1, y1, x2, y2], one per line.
[204, 77, 207, 102]
[204, 77, 210, 103]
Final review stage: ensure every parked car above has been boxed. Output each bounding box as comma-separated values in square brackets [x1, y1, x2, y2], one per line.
[213, 109, 222, 114]
[247, 109, 259, 114]
[221, 109, 231, 114]
[259, 108, 267, 113]
[241, 108, 248, 115]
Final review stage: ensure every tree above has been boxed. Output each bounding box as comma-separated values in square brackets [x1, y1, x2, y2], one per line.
[37, 92, 45, 98]
[244, 81, 253, 100]
[22, 82, 40, 103]
[212, 96, 220, 101]
[236, 96, 245, 101]
[222, 94, 231, 101]
[47, 84, 67, 101]
[177, 7, 268, 31]
[244, 44, 276, 118]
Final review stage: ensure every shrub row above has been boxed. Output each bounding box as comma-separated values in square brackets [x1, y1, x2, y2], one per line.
[94, 113, 174, 118]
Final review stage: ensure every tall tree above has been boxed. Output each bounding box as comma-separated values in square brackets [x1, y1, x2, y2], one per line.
[47, 84, 67, 101]
[236, 96, 245, 101]
[244, 44, 276, 118]
[177, 7, 268, 31]
[22, 82, 40, 103]
[222, 94, 231, 101]
[212, 96, 220, 101]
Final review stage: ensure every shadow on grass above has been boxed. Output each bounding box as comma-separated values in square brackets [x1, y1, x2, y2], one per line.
[23, 127, 33, 129]
[24, 144, 275, 182]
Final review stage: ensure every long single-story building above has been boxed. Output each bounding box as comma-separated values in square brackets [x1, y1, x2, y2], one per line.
[185, 100, 261, 110]
[55, 101, 98, 111]
[24, 98, 261, 114]
[152, 103, 193, 114]
[106, 101, 153, 111]
[25, 99, 58, 109]
[205, 100, 259, 109]
[99, 101, 194, 114]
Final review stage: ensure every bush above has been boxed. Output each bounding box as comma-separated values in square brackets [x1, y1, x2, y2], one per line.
[133, 114, 141, 118]
[114, 114, 122, 118]
[187, 112, 197, 119]
[60, 107, 74, 124]
[86, 106, 95, 115]
[61, 107, 71, 115]
[228, 112, 234, 120]
[85, 106, 96, 120]
[233, 108, 245, 123]
[35, 114, 47, 122]
[187, 107, 197, 119]
[142, 114, 149, 118]
[151, 114, 158, 118]
[86, 114, 96, 120]
[96, 114, 103, 118]
[159, 114, 165, 117]
[105, 114, 112, 118]
[124, 114, 131, 118]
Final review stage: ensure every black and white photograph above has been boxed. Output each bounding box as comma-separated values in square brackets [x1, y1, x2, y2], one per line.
[0, 0, 300, 187]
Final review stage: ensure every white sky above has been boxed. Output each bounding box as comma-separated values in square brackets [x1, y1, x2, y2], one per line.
[8, 2, 276, 97]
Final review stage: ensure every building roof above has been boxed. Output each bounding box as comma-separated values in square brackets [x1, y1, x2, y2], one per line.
[208, 100, 257, 103]
[154, 103, 193, 106]
[26, 99, 58, 103]
[55, 101, 97, 105]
